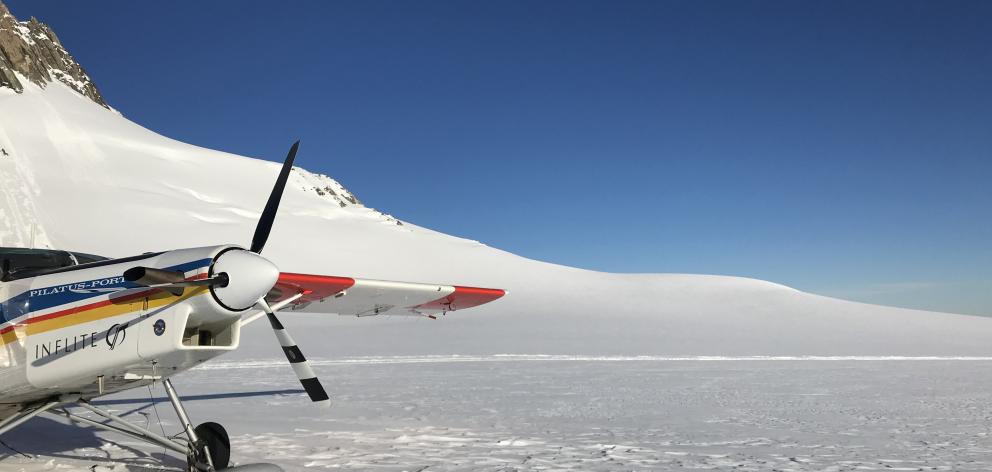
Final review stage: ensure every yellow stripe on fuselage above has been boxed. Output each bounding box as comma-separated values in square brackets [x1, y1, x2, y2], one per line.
[1, 287, 209, 346]
[1, 327, 21, 345]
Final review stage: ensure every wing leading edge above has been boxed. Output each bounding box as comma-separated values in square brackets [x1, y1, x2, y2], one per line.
[265, 272, 505, 318]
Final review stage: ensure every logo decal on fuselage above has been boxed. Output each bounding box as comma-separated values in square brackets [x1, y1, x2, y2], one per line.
[34, 331, 101, 360]
[29, 276, 127, 298]
[32, 321, 131, 361]
[106, 322, 128, 350]
[153, 319, 166, 336]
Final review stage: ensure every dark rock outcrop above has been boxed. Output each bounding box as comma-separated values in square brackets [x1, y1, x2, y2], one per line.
[0, 1, 108, 108]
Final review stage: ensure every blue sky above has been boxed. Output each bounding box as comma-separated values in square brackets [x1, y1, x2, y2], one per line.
[7, 1, 992, 315]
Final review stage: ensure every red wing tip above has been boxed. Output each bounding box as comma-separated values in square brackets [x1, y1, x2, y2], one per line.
[452, 286, 507, 298]
[412, 285, 506, 312]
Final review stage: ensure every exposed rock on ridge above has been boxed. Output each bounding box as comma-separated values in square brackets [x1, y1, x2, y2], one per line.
[0, 2, 398, 228]
[292, 167, 404, 225]
[0, 1, 107, 108]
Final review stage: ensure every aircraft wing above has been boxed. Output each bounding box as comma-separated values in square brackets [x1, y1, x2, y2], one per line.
[263, 272, 506, 319]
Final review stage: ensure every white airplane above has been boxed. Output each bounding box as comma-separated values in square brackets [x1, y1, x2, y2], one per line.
[0, 142, 505, 471]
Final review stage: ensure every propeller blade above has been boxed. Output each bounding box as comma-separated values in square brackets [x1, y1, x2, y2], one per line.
[258, 299, 331, 407]
[250, 141, 300, 254]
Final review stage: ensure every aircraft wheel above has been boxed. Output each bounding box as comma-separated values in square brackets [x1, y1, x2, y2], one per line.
[194, 421, 231, 470]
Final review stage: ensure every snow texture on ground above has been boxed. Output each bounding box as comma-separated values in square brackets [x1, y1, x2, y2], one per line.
[5, 358, 992, 471]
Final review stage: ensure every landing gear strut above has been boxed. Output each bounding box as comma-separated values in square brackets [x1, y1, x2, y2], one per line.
[0, 381, 280, 472]
[163, 378, 230, 471]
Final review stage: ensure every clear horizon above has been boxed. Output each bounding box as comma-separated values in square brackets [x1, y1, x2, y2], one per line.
[4, 0, 991, 316]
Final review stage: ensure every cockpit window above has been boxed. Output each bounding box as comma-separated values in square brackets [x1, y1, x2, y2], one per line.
[0, 247, 110, 281]
[69, 252, 110, 265]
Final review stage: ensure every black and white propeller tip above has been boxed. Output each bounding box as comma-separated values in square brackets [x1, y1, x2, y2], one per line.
[259, 299, 331, 408]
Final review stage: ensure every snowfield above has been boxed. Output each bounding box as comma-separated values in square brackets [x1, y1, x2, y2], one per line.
[6, 358, 992, 471]
[2, 78, 992, 471]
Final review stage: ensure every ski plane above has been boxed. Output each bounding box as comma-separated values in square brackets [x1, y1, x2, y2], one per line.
[0, 142, 505, 471]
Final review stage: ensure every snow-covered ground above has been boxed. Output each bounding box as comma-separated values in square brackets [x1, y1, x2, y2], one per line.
[6, 358, 992, 471]
[3, 78, 992, 471]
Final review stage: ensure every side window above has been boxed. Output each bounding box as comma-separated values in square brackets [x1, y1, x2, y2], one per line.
[11, 252, 66, 271]
[1, 249, 74, 280]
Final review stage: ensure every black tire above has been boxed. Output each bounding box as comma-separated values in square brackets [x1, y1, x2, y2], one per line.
[194, 422, 231, 470]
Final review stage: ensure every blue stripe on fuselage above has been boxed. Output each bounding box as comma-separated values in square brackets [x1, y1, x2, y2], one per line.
[0, 258, 212, 324]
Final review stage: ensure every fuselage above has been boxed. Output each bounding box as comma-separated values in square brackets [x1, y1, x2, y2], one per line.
[0, 245, 263, 419]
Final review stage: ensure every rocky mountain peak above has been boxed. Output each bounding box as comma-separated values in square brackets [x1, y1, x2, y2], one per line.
[0, 1, 108, 108]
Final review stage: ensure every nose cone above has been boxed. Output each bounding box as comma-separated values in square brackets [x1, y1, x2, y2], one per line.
[210, 249, 280, 311]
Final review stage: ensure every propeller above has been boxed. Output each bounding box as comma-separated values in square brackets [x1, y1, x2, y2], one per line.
[121, 141, 331, 407]
[248, 141, 331, 406]
[250, 140, 299, 254]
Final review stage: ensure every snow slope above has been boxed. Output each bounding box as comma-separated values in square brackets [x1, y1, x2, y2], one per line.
[2, 78, 992, 358]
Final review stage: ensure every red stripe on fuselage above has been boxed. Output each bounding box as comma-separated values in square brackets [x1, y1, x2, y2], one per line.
[24, 288, 157, 325]
[2, 273, 209, 328]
